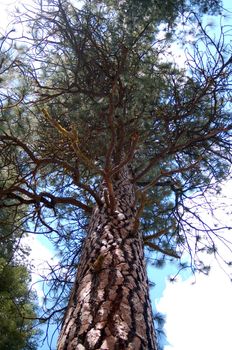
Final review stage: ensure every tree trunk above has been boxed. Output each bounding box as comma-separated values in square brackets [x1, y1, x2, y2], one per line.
[57, 169, 157, 350]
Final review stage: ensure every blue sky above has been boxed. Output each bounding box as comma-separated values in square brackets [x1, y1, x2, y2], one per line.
[0, 0, 232, 349]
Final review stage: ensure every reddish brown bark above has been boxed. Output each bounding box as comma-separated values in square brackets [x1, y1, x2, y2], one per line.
[57, 170, 157, 350]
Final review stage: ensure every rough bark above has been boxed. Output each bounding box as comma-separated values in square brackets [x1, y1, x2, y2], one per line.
[57, 169, 157, 350]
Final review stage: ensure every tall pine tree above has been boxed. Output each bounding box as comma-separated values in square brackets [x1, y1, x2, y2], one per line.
[0, 0, 232, 348]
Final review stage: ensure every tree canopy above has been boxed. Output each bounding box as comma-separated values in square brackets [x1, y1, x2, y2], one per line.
[0, 0, 231, 343]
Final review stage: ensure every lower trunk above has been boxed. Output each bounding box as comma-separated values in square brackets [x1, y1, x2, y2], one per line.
[57, 170, 157, 350]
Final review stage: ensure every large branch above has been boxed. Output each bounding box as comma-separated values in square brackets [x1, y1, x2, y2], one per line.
[0, 134, 102, 207]
[0, 187, 93, 213]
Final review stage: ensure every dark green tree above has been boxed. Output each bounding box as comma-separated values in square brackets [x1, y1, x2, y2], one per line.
[0, 0, 232, 348]
[0, 33, 41, 350]
[0, 199, 41, 350]
[0, 250, 39, 350]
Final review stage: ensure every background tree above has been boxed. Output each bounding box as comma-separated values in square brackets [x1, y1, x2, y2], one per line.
[0, 213, 40, 350]
[0, 32, 41, 350]
[0, 175, 41, 350]
[0, 0, 232, 348]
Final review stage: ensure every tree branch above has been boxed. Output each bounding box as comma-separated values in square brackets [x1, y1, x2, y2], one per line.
[144, 240, 180, 259]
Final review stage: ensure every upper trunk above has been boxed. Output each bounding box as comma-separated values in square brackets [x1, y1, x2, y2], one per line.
[57, 168, 157, 350]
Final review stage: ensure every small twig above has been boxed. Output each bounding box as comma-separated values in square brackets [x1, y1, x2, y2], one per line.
[144, 241, 180, 259]
[143, 226, 173, 241]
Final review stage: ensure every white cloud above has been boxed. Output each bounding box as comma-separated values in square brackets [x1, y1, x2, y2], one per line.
[157, 264, 232, 350]
[24, 234, 57, 303]
[0, 0, 17, 30]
